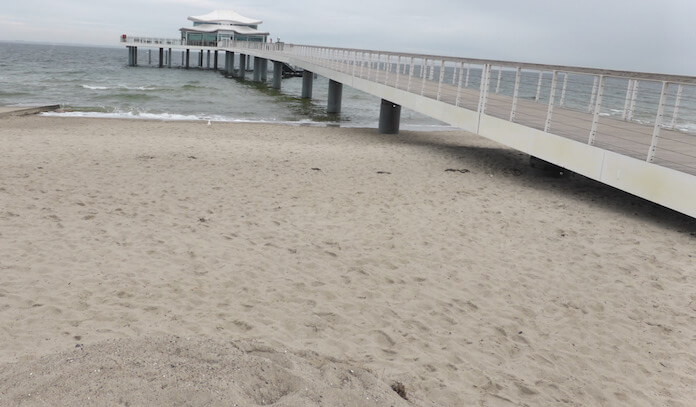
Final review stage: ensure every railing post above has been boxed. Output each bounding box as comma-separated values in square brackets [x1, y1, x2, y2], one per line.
[384, 54, 390, 85]
[588, 76, 599, 113]
[627, 80, 639, 121]
[559, 73, 568, 107]
[476, 64, 492, 133]
[369, 52, 375, 81]
[452, 63, 458, 85]
[510, 67, 522, 121]
[455, 61, 464, 107]
[465, 64, 470, 87]
[588, 75, 606, 145]
[647, 81, 669, 163]
[437, 60, 445, 101]
[670, 84, 683, 128]
[622, 79, 634, 120]
[352, 51, 357, 77]
[495, 66, 502, 93]
[421, 58, 428, 96]
[535, 71, 543, 102]
[544, 70, 559, 132]
[407, 57, 415, 92]
[428, 59, 435, 80]
[395, 56, 402, 89]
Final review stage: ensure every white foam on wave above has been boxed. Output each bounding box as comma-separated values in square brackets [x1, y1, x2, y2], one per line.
[82, 85, 110, 90]
[42, 110, 319, 126]
[41, 111, 458, 132]
[81, 84, 159, 91]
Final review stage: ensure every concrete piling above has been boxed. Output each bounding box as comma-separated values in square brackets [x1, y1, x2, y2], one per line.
[239, 54, 247, 79]
[302, 70, 313, 99]
[253, 57, 262, 82]
[272, 61, 283, 89]
[378, 99, 401, 134]
[327, 80, 343, 114]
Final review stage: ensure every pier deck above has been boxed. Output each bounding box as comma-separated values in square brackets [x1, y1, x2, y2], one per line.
[120, 38, 696, 218]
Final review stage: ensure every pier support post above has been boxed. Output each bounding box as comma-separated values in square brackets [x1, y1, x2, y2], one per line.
[272, 61, 283, 89]
[239, 54, 247, 79]
[185, 49, 190, 69]
[327, 80, 343, 114]
[302, 70, 314, 99]
[378, 99, 401, 134]
[206, 50, 210, 69]
[260, 59, 268, 82]
[253, 57, 262, 82]
[226, 52, 235, 76]
[214, 51, 218, 70]
[159, 48, 163, 68]
[198, 51, 203, 68]
[127, 47, 139, 66]
[168, 48, 172, 68]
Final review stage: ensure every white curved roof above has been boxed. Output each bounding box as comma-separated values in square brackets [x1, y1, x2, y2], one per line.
[188, 10, 262, 25]
[180, 24, 269, 36]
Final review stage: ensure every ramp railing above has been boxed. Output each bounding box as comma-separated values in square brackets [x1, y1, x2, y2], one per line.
[221, 39, 696, 176]
[124, 36, 696, 176]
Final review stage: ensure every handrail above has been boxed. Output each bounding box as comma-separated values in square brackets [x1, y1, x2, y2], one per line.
[122, 34, 696, 178]
[123, 36, 696, 84]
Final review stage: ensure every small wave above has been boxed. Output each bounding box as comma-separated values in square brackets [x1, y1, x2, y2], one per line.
[0, 91, 29, 97]
[42, 111, 338, 126]
[82, 84, 160, 91]
[94, 93, 160, 101]
[39, 111, 457, 132]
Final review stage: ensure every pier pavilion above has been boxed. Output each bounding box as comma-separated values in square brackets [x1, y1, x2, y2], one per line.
[180, 10, 269, 46]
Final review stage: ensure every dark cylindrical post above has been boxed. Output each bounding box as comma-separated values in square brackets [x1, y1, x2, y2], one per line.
[226, 52, 235, 76]
[185, 49, 190, 69]
[260, 59, 268, 82]
[253, 57, 262, 82]
[327, 80, 343, 114]
[239, 54, 247, 79]
[272, 61, 282, 89]
[214, 51, 218, 70]
[302, 70, 313, 99]
[379, 99, 401, 134]
[206, 50, 210, 69]
[159, 48, 164, 68]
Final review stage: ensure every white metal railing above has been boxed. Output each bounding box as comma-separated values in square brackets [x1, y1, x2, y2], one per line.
[123, 36, 696, 176]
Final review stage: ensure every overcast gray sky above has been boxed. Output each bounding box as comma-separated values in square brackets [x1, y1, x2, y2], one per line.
[1, 0, 693, 75]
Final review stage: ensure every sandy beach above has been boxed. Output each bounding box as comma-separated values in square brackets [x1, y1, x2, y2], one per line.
[1, 115, 695, 406]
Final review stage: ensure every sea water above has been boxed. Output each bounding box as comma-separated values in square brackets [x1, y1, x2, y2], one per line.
[0, 42, 451, 130]
[2, 42, 694, 134]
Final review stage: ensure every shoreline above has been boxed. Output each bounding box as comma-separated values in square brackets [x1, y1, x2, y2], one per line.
[1, 115, 695, 406]
[39, 110, 460, 132]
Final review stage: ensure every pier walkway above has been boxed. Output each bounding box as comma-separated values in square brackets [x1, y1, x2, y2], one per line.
[121, 37, 696, 218]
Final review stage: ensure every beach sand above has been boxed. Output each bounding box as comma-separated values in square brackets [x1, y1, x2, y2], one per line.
[1, 115, 694, 406]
